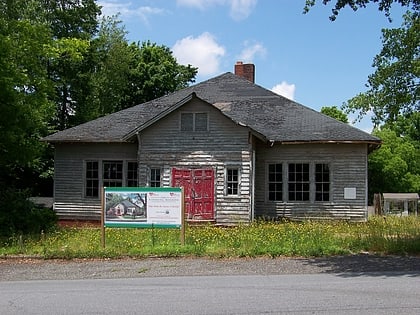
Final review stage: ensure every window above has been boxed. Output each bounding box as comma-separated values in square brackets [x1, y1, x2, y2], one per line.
[315, 163, 330, 201]
[103, 161, 123, 187]
[86, 161, 99, 197]
[127, 162, 138, 187]
[180, 112, 208, 131]
[268, 163, 282, 201]
[194, 113, 208, 131]
[288, 163, 310, 201]
[150, 168, 161, 187]
[226, 168, 239, 195]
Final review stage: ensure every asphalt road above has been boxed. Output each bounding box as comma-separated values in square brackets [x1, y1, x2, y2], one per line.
[1, 273, 420, 314]
[1, 255, 420, 314]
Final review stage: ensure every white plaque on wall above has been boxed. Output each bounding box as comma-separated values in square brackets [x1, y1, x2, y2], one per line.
[344, 187, 357, 199]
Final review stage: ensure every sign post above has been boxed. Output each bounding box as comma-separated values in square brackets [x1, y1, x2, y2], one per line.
[180, 187, 185, 246]
[101, 186, 105, 248]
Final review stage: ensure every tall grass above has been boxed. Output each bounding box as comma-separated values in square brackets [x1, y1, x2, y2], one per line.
[1, 216, 419, 259]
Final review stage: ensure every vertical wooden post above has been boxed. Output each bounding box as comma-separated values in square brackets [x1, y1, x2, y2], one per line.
[180, 187, 185, 246]
[101, 187, 106, 248]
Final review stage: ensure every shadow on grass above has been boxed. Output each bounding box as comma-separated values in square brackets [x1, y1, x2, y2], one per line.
[304, 254, 420, 277]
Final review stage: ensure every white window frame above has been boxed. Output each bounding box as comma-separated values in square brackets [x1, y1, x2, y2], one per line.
[225, 166, 241, 196]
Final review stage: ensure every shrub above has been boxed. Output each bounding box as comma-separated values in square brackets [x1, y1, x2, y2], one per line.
[0, 187, 57, 238]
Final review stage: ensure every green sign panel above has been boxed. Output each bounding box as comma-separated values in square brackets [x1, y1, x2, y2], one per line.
[103, 187, 183, 228]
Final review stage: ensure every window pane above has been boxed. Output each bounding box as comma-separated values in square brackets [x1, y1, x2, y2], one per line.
[195, 113, 208, 131]
[86, 161, 99, 197]
[103, 181, 122, 187]
[181, 113, 194, 131]
[127, 162, 138, 187]
[227, 168, 239, 195]
[150, 168, 161, 187]
[288, 163, 309, 201]
[268, 163, 282, 201]
[103, 161, 123, 187]
[103, 161, 123, 180]
[315, 163, 330, 201]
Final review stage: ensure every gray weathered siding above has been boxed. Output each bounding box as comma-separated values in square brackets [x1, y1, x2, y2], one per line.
[254, 142, 369, 221]
[137, 98, 253, 224]
[53, 143, 137, 220]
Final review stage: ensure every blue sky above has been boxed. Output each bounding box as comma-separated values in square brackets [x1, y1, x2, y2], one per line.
[98, 0, 406, 132]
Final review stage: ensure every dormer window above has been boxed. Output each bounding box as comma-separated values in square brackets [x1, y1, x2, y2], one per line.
[180, 112, 208, 131]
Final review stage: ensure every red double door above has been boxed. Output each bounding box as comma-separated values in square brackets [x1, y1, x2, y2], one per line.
[172, 168, 215, 220]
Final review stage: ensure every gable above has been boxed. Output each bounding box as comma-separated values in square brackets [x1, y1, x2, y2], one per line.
[135, 96, 251, 147]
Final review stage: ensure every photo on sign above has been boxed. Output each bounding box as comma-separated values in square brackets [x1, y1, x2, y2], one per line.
[105, 192, 147, 222]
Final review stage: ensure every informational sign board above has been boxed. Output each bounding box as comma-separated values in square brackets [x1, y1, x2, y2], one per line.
[103, 187, 183, 228]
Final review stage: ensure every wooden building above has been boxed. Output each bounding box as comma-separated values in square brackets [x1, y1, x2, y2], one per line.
[43, 62, 381, 223]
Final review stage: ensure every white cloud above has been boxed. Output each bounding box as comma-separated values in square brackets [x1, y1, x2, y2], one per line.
[229, 0, 258, 20]
[271, 82, 296, 100]
[238, 41, 266, 62]
[172, 32, 225, 77]
[98, 1, 164, 25]
[177, 0, 257, 20]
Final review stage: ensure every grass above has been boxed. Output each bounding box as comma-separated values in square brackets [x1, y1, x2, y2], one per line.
[1, 216, 420, 259]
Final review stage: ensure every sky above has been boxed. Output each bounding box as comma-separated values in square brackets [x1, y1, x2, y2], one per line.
[98, 0, 406, 132]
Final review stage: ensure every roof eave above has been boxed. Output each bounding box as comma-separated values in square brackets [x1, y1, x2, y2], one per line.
[272, 139, 382, 148]
[41, 139, 129, 144]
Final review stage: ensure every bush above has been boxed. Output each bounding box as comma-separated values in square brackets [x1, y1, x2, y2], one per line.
[0, 187, 57, 238]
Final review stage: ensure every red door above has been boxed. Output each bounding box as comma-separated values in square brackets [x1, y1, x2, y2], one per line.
[172, 168, 215, 220]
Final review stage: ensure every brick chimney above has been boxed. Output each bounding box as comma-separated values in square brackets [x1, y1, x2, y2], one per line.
[234, 61, 255, 83]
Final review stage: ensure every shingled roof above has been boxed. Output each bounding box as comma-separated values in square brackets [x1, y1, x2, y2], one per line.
[43, 72, 381, 147]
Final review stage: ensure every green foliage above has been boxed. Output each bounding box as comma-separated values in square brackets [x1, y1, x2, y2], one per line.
[0, 2, 198, 195]
[83, 16, 132, 120]
[123, 41, 198, 108]
[344, 12, 419, 126]
[0, 3, 55, 185]
[304, 0, 420, 21]
[320, 106, 349, 123]
[0, 187, 57, 238]
[2, 218, 420, 258]
[369, 126, 420, 194]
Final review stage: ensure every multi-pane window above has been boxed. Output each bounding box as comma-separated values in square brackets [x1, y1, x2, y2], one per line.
[268, 163, 282, 201]
[180, 112, 208, 131]
[315, 163, 330, 201]
[288, 163, 310, 201]
[86, 161, 99, 197]
[150, 168, 161, 187]
[226, 168, 239, 195]
[194, 113, 208, 131]
[103, 161, 123, 187]
[127, 162, 138, 187]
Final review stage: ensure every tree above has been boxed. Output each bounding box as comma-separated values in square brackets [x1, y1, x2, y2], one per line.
[368, 127, 420, 194]
[124, 41, 198, 108]
[41, 0, 101, 130]
[303, 0, 420, 21]
[320, 106, 349, 123]
[393, 111, 420, 141]
[0, 0, 55, 187]
[77, 15, 135, 122]
[77, 18, 198, 124]
[344, 12, 419, 127]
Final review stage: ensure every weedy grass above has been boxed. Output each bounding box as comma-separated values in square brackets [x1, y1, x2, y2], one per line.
[1, 216, 419, 259]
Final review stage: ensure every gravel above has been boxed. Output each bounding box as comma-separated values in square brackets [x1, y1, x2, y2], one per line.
[1, 254, 420, 281]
